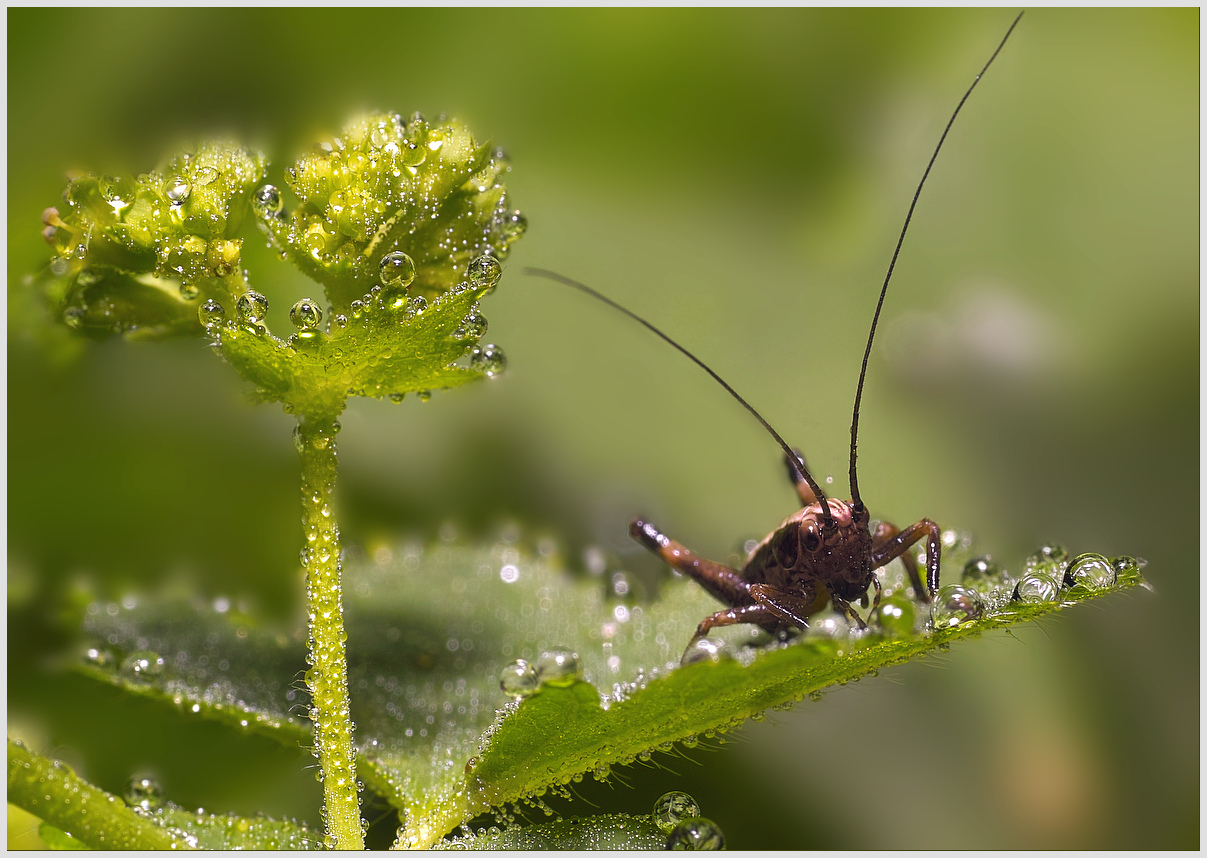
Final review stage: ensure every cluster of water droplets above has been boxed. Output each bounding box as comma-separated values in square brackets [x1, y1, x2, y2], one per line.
[257, 111, 525, 288]
[498, 648, 583, 699]
[42, 143, 266, 337]
[925, 544, 1144, 630]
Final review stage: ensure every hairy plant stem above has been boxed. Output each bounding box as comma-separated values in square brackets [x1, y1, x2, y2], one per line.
[297, 416, 363, 850]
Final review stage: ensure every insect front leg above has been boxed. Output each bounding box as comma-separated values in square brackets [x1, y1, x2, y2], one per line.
[684, 602, 796, 661]
[630, 517, 752, 606]
[749, 582, 826, 628]
[870, 518, 942, 600]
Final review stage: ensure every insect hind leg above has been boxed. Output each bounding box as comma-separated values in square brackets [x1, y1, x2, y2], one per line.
[630, 517, 752, 607]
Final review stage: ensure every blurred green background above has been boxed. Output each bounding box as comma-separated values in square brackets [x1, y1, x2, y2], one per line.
[8, 8, 1197, 849]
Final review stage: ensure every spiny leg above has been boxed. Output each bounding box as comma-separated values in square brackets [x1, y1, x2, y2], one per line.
[783, 447, 819, 507]
[749, 582, 825, 629]
[630, 517, 752, 607]
[871, 521, 927, 600]
[684, 602, 791, 659]
[871, 518, 942, 600]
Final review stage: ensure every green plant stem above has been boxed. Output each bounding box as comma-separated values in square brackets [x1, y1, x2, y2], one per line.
[297, 416, 363, 850]
[7, 739, 190, 849]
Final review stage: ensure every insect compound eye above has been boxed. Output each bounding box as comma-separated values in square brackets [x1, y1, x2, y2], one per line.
[771, 525, 799, 570]
[800, 524, 822, 554]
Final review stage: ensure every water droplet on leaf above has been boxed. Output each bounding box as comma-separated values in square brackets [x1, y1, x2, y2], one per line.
[961, 555, 1013, 594]
[1063, 552, 1116, 590]
[455, 311, 487, 340]
[654, 792, 701, 834]
[165, 177, 190, 204]
[179, 282, 199, 301]
[124, 776, 164, 810]
[666, 817, 725, 851]
[873, 594, 915, 637]
[379, 251, 416, 289]
[1012, 571, 1060, 604]
[467, 254, 502, 290]
[470, 343, 506, 378]
[536, 649, 581, 686]
[290, 298, 323, 330]
[254, 184, 283, 215]
[502, 210, 528, 242]
[499, 659, 540, 698]
[681, 638, 729, 666]
[121, 651, 164, 678]
[931, 585, 984, 629]
[198, 299, 225, 327]
[99, 175, 133, 209]
[194, 165, 220, 185]
[236, 291, 268, 324]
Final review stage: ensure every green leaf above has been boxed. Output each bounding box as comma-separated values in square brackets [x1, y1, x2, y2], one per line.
[8, 739, 321, 850]
[431, 813, 669, 850]
[76, 597, 311, 747]
[37, 822, 89, 850]
[72, 537, 1144, 848]
[211, 279, 497, 421]
[258, 112, 527, 311]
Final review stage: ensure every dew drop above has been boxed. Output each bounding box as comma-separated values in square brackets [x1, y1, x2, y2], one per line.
[406, 295, 427, 315]
[499, 659, 540, 698]
[467, 255, 502, 290]
[83, 647, 115, 668]
[417, 390, 431, 403]
[1112, 555, 1144, 576]
[470, 343, 506, 378]
[1011, 571, 1060, 604]
[253, 184, 283, 215]
[873, 594, 915, 637]
[653, 791, 701, 834]
[63, 306, 85, 329]
[1024, 544, 1070, 579]
[179, 282, 199, 301]
[455, 311, 487, 340]
[806, 608, 850, 639]
[290, 298, 323, 330]
[124, 776, 164, 810]
[99, 175, 134, 209]
[666, 817, 725, 851]
[236, 291, 268, 324]
[389, 393, 405, 403]
[931, 584, 984, 629]
[198, 299, 225, 327]
[121, 651, 165, 678]
[1063, 552, 1116, 591]
[379, 251, 416, 289]
[961, 555, 1014, 594]
[536, 649, 581, 686]
[165, 177, 190, 204]
[50, 256, 71, 276]
[681, 637, 729, 666]
[502, 210, 528, 242]
[194, 165, 220, 185]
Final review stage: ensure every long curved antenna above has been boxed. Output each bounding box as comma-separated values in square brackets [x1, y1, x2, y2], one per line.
[526, 267, 835, 525]
[848, 11, 1024, 508]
